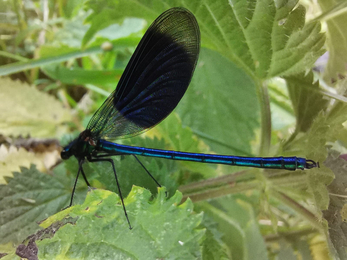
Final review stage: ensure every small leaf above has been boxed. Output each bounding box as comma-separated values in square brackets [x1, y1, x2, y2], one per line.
[34, 187, 204, 259]
[0, 145, 58, 184]
[318, 0, 347, 80]
[290, 104, 347, 210]
[201, 217, 230, 260]
[200, 197, 268, 260]
[0, 78, 71, 138]
[286, 71, 328, 132]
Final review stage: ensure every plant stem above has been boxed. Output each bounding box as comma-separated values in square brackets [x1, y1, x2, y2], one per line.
[257, 80, 272, 156]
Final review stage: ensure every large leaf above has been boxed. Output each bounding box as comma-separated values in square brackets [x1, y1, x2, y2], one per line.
[0, 78, 71, 138]
[0, 165, 85, 245]
[178, 48, 259, 155]
[22, 187, 204, 259]
[84, 0, 325, 79]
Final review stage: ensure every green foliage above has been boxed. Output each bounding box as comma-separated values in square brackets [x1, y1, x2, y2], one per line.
[1, 0, 347, 259]
[317, 0, 347, 80]
[0, 165, 84, 245]
[179, 48, 259, 155]
[286, 72, 328, 133]
[35, 187, 203, 259]
[84, 0, 325, 78]
[0, 78, 71, 138]
[199, 197, 268, 260]
[324, 152, 347, 255]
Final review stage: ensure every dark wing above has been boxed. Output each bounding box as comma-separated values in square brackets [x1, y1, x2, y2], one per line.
[86, 7, 200, 140]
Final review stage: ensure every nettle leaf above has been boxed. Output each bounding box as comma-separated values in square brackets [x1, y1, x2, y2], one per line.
[84, 0, 325, 78]
[0, 146, 47, 184]
[178, 48, 259, 156]
[0, 165, 79, 245]
[0, 78, 71, 138]
[200, 217, 230, 259]
[318, 0, 347, 80]
[323, 150, 347, 259]
[286, 71, 329, 132]
[202, 229, 230, 260]
[291, 103, 347, 210]
[31, 187, 204, 259]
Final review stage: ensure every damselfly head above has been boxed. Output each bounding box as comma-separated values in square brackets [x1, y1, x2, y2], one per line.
[61, 140, 76, 160]
[61, 130, 97, 160]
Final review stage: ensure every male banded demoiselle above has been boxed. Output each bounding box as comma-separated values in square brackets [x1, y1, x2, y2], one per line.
[61, 7, 318, 229]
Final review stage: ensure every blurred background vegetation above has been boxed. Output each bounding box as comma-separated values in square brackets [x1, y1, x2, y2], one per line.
[0, 0, 347, 259]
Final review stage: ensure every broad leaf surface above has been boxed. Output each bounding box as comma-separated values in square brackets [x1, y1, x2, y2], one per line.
[84, 0, 325, 79]
[323, 151, 347, 259]
[318, 0, 347, 80]
[0, 78, 71, 138]
[154, 113, 216, 177]
[179, 48, 259, 155]
[199, 197, 268, 260]
[35, 187, 204, 259]
[0, 165, 84, 245]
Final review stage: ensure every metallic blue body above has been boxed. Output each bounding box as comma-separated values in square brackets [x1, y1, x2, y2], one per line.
[98, 140, 307, 170]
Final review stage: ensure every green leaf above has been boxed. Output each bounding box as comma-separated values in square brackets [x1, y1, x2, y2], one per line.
[199, 197, 268, 260]
[288, 103, 347, 210]
[0, 145, 54, 184]
[155, 113, 216, 178]
[59, 0, 85, 18]
[178, 48, 259, 155]
[82, 0, 161, 46]
[201, 218, 230, 260]
[285, 71, 328, 132]
[84, 0, 325, 78]
[0, 165, 83, 245]
[0, 78, 71, 138]
[42, 64, 123, 87]
[202, 229, 230, 260]
[323, 150, 347, 259]
[0, 47, 102, 76]
[317, 0, 347, 80]
[268, 79, 296, 130]
[31, 187, 204, 259]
